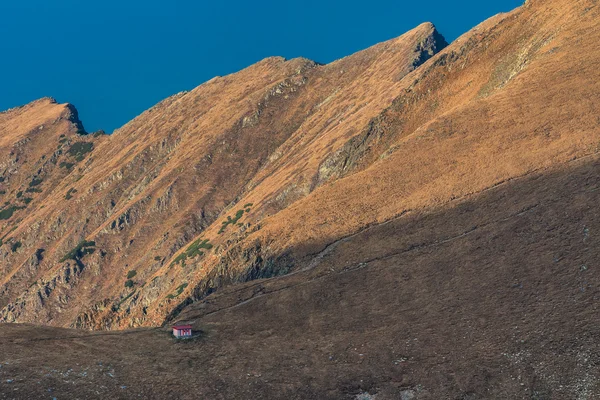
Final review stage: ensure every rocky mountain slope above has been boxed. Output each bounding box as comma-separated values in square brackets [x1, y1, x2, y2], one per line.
[3, 149, 599, 398]
[0, 22, 447, 328]
[1, 0, 600, 397]
[0, 0, 598, 333]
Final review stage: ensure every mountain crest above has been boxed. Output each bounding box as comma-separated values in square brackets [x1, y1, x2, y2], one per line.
[412, 22, 448, 68]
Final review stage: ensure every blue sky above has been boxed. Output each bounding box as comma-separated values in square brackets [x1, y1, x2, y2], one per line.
[0, 0, 523, 133]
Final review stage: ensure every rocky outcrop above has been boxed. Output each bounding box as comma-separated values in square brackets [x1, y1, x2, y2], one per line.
[411, 24, 448, 68]
[63, 103, 87, 135]
[1, 259, 86, 324]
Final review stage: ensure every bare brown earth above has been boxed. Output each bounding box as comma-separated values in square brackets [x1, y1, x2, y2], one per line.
[0, 0, 600, 397]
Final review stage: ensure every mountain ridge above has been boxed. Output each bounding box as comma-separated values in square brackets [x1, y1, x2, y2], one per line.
[0, 0, 597, 333]
[0, 21, 449, 329]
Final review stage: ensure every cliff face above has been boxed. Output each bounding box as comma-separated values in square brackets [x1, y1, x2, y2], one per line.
[0, 0, 598, 333]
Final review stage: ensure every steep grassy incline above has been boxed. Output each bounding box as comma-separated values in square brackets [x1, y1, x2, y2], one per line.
[0, 98, 106, 308]
[1, 150, 599, 399]
[2, 0, 598, 332]
[152, 0, 600, 328]
[0, 0, 599, 397]
[0, 23, 446, 328]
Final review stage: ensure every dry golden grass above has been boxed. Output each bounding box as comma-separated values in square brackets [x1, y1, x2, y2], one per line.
[0, 21, 445, 329]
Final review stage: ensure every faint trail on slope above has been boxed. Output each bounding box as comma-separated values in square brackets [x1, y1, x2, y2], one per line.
[300, 149, 600, 273]
[303, 210, 410, 272]
[180, 154, 600, 322]
[190, 201, 545, 320]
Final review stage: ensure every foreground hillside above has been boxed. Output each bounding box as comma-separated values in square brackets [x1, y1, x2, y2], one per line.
[1, 153, 599, 398]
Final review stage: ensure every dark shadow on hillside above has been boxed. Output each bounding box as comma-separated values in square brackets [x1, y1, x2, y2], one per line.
[172, 154, 600, 398]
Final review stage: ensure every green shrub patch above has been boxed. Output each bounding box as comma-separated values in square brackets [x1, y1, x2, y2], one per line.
[29, 177, 43, 187]
[172, 253, 187, 266]
[166, 283, 188, 299]
[171, 238, 213, 267]
[65, 188, 77, 200]
[59, 162, 74, 171]
[68, 142, 94, 162]
[219, 206, 251, 234]
[59, 240, 96, 262]
[11, 241, 21, 252]
[0, 205, 25, 220]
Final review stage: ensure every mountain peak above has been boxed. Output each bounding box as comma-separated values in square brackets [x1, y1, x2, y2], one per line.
[36, 96, 58, 105]
[412, 22, 448, 67]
